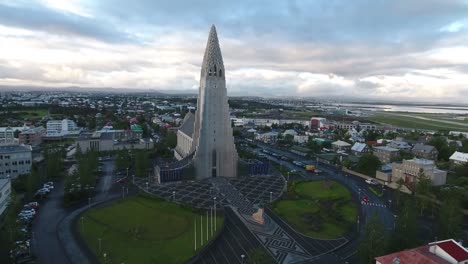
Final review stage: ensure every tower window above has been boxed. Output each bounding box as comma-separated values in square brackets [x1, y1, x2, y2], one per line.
[219, 69, 222, 77]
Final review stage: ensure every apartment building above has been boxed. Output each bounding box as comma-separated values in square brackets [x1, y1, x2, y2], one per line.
[0, 145, 32, 179]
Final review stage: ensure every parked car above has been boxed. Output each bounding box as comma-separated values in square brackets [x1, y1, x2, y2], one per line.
[361, 196, 370, 203]
[116, 177, 128, 184]
[24, 202, 39, 209]
[43, 183, 54, 190]
[365, 179, 378, 185]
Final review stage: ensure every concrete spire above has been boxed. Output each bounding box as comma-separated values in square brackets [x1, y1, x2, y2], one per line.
[190, 25, 238, 179]
[201, 24, 224, 79]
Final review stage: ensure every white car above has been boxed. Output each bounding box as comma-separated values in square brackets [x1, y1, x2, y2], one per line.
[44, 184, 54, 190]
[365, 179, 379, 185]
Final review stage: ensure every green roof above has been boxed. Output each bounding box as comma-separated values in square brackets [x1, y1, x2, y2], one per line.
[131, 125, 143, 133]
[316, 153, 337, 161]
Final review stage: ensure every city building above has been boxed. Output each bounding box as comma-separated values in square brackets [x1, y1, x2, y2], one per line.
[0, 126, 29, 145]
[46, 119, 79, 136]
[449, 131, 468, 138]
[449, 151, 468, 165]
[18, 126, 46, 147]
[373, 146, 400, 163]
[76, 131, 153, 153]
[255, 132, 279, 144]
[310, 117, 326, 130]
[332, 140, 351, 152]
[392, 158, 447, 186]
[412, 143, 439, 160]
[0, 145, 32, 179]
[330, 121, 377, 130]
[0, 178, 11, 218]
[293, 135, 309, 144]
[375, 239, 468, 264]
[351, 142, 370, 157]
[174, 112, 195, 160]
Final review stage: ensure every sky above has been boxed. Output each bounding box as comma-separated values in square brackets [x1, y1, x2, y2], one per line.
[0, 0, 468, 102]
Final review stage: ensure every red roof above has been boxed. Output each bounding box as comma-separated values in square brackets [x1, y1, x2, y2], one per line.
[433, 240, 468, 262]
[375, 245, 451, 264]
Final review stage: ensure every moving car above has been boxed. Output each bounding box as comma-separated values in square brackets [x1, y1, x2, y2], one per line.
[365, 179, 378, 185]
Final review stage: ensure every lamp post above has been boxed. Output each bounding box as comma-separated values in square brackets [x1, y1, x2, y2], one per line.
[213, 197, 217, 230]
[241, 254, 246, 264]
[287, 171, 290, 181]
[172, 191, 176, 201]
[98, 238, 102, 253]
[122, 186, 125, 198]
[88, 197, 91, 208]
[146, 181, 149, 191]
[270, 191, 273, 203]
[103, 253, 107, 264]
[126, 167, 129, 178]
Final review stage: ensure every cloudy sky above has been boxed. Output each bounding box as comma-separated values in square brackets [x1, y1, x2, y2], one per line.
[0, 0, 468, 102]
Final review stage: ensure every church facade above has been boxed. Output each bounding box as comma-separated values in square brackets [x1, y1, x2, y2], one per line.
[173, 25, 238, 180]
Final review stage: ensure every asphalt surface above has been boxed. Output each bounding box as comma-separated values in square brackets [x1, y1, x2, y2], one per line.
[32, 159, 116, 264]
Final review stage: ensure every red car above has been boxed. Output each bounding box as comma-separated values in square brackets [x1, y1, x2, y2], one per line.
[361, 196, 369, 204]
[116, 177, 128, 184]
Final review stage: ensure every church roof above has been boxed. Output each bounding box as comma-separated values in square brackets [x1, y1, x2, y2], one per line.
[201, 25, 224, 77]
[178, 112, 195, 137]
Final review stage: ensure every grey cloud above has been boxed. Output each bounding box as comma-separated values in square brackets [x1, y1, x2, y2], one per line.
[0, 2, 132, 43]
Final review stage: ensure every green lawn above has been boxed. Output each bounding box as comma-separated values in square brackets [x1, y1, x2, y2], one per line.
[78, 195, 223, 264]
[15, 109, 49, 119]
[295, 181, 351, 200]
[366, 114, 468, 132]
[274, 180, 357, 239]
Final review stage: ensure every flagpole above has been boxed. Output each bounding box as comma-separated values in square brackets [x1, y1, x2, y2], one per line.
[194, 218, 197, 251]
[206, 210, 209, 242]
[200, 215, 203, 246]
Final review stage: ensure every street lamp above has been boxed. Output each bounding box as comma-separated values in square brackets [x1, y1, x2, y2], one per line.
[146, 182, 149, 191]
[98, 238, 102, 253]
[88, 197, 91, 208]
[126, 167, 129, 178]
[172, 191, 176, 201]
[270, 191, 273, 203]
[241, 254, 246, 264]
[103, 253, 107, 264]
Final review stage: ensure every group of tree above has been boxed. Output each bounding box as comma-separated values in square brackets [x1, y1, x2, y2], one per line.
[355, 154, 382, 176]
[64, 149, 99, 204]
[43, 145, 65, 180]
[427, 136, 457, 161]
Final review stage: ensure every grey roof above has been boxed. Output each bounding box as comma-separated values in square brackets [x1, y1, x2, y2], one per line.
[373, 146, 399, 152]
[0, 178, 10, 190]
[178, 112, 195, 137]
[351, 142, 367, 152]
[0, 144, 32, 153]
[412, 143, 437, 153]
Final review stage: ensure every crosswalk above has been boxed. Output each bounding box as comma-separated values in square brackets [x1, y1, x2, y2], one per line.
[361, 202, 386, 208]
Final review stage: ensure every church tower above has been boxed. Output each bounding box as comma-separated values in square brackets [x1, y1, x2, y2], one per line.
[191, 25, 238, 179]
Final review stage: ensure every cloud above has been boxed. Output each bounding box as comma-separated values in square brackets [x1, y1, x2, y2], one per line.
[0, 0, 467, 103]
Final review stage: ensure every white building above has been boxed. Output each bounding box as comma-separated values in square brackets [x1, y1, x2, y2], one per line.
[392, 158, 447, 186]
[0, 126, 29, 145]
[449, 151, 468, 165]
[0, 178, 12, 217]
[0, 145, 32, 179]
[46, 119, 78, 136]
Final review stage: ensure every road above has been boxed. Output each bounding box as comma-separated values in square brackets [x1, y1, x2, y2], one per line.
[32, 159, 115, 264]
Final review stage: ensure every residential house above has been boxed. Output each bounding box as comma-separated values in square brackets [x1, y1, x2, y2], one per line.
[449, 151, 468, 165]
[332, 140, 351, 152]
[76, 131, 153, 153]
[375, 239, 468, 264]
[412, 143, 439, 160]
[392, 158, 447, 186]
[255, 132, 279, 144]
[293, 135, 309, 144]
[373, 146, 400, 163]
[387, 140, 412, 150]
[351, 142, 370, 157]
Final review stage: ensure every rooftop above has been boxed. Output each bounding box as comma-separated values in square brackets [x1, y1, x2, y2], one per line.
[0, 178, 10, 190]
[374, 146, 399, 152]
[430, 239, 468, 262]
[375, 245, 451, 264]
[449, 151, 468, 163]
[0, 144, 33, 153]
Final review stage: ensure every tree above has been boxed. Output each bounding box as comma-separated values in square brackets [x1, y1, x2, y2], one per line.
[356, 154, 382, 176]
[415, 169, 433, 215]
[427, 136, 456, 161]
[358, 214, 388, 264]
[26, 166, 40, 200]
[388, 199, 419, 251]
[284, 134, 294, 143]
[135, 151, 150, 178]
[437, 194, 463, 240]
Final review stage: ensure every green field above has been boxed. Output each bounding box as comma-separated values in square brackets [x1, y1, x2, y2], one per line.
[367, 113, 468, 132]
[274, 181, 357, 239]
[78, 195, 223, 264]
